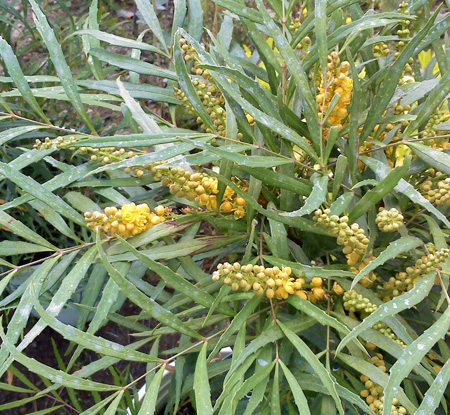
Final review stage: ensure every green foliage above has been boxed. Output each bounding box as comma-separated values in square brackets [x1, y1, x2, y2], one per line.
[1, 0, 450, 414]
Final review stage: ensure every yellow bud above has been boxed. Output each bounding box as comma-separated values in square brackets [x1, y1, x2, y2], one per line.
[311, 277, 323, 287]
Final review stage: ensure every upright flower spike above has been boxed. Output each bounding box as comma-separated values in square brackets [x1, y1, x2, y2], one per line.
[84, 203, 171, 237]
[316, 52, 353, 129]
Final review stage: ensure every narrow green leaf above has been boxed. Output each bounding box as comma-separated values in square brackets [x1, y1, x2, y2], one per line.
[208, 295, 263, 362]
[134, 0, 168, 52]
[0, 257, 59, 369]
[72, 29, 166, 55]
[278, 321, 344, 415]
[415, 359, 450, 415]
[0, 162, 85, 226]
[0, 241, 53, 256]
[287, 295, 365, 354]
[195, 343, 214, 415]
[116, 77, 162, 133]
[30, 295, 161, 363]
[137, 365, 165, 415]
[28, 0, 96, 133]
[351, 236, 422, 288]
[233, 360, 275, 410]
[89, 49, 176, 80]
[0, 125, 45, 146]
[383, 307, 450, 415]
[315, 0, 328, 79]
[281, 176, 328, 217]
[187, 0, 203, 41]
[0, 37, 49, 122]
[407, 142, 450, 175]
[348, 158, 410, 222]
[104, 390, 124, 415]
[254, 0, 320, 147]
[239, 166, 312, 196]
[97, 233, 202, 339]
[215, 0, 263, 22]
[338, 272, 436, 355]
[279, 360, 311, 415]
[117, 236, 233, 316]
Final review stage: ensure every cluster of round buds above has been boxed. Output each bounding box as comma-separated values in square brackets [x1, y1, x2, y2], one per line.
[313, 209, 369, 266]
[360, 355, 407, 414]
[375, 208, 404, 233]
[372, 322, 406, 347]
[374, 42, 390, 57]
[351, 256, 377, 287]
[316, 52, 353, 128]
[288, 18, 301, 31]
[84, 203, 171, 238]
[378, 248, 449, 300]
[176, 38, 226, 134]
[174, 79, 226, 133]
[420, 175, 450, 207]
[212, 263, 338, 302]
[150, 165, 247, 217]
[343, 290, 378, 315]
[34, 136, 77, 151]
[405, 248, 449, 281]
[422, 109, 450, 150]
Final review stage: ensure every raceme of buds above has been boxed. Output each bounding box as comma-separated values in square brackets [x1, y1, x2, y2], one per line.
[34, 137, 145, 176]
[377, 248, 449, 301]
[313, 209, 369, 266]
[375, 208, 404, 233]
[359, 355, 407, 414]
[150, 164, 247, 218]
[84, 203, 171, 237]
[316, 52, 353, 128]
[343, 290, 378, 315]
[176, 38, 227, 134]
[420, 176, 450, 207]
[212, 262, 337, 302]
[343, 291, 406, 347]
[34, 136, 77, 151]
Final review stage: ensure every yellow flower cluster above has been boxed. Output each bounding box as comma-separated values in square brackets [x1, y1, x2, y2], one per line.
[84, 203, 171, 237]
[212, 262, 344, 301]
[313, 209, 369, 266]
[316, 52, 353, 128]
[360, 355, 408, 414]
[150, 165, 247, 219]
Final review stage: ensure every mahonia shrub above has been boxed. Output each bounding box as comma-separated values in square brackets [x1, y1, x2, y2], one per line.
[0, 0, 449, 414]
